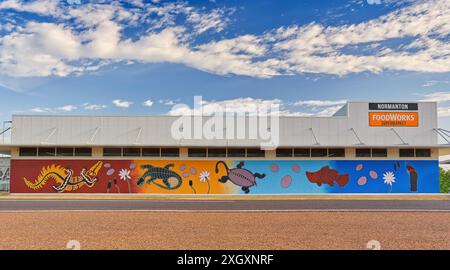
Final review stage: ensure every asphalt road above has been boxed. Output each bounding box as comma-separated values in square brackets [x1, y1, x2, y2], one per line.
[1, 199, 450, 211]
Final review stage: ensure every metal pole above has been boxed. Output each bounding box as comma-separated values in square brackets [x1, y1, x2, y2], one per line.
[309, 128, 320, 145]
[88, 127, 100, 145]
[350, 128, 364, 145]
[439, 128, 450, 137]
[435, 129, 450, 144]
[1, 121, 12, 144]
[134, 127, 142, 145]
[391, 128, 408, 145]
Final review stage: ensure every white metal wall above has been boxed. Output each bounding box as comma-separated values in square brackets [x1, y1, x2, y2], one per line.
[10, 101, 438, 147]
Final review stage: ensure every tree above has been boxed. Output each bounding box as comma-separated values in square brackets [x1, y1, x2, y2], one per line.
[440, 167, 450, 193]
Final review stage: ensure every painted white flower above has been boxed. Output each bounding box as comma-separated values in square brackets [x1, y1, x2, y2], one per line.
[119, 169, 131, 181]
[199, 171, 210, 182]
[383, 171, 396, 186]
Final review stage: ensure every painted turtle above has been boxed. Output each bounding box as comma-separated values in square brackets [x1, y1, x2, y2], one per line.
[215, 161, 266, 193]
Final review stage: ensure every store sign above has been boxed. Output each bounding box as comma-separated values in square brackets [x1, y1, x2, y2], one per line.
[369, 112, 418, 127]
[369, 103, 418, 111]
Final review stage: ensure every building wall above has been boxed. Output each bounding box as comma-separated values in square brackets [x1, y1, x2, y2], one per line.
[7, 101, 441, 194]
[10, 102, 438, 147]
[10, 158, 439, 194]
[9, 147, 440, 160]
[346, 102, 438, 146]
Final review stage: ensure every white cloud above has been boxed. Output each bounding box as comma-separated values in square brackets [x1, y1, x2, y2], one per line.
[0, 22, 15, 32]
[167, 97, 343, 117]
[291, 99, 347, 116]
[143, 99, 154, 107]
[167, 97, 282, 116]
[293, 100, 347, 107]
[0, 22, 84, 77]
[31, 104, 77, 113]
[187, 8, 232, 34]
[82, 103, 107, 110]
[67, 0, 81, 5]
[112, 99, 132, 108]
[126, 0, 145, 8]
[31, 107, 53, 113]
[0, 1, 240, 77]
[423, 80, 450, 87]
[364, 0, 418, 5]
[192, 34, 279, 78]
[0, 0, 61, 16]
[419, 91, 450, 118]
[0, 0, 449, 78]
[421, 92, 450, 103]
[56, 105, 77, 112]
[159, 99, 178, 106]
[0, 81, 21, 92]
[438, 107, 450, 117]
[271, 0, 450, 76]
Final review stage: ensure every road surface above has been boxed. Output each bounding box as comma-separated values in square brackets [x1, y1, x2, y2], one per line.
[1, 198, 450, 249]
[1, 199, 450, 211]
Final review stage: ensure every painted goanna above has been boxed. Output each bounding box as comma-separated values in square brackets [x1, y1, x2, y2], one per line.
[137, 164, 182, 190]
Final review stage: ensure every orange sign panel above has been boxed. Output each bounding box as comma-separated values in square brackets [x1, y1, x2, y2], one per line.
[369, 112, 418, 127]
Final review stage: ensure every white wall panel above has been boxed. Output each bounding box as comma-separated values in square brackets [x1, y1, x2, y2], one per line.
[11, 102, 439, 147]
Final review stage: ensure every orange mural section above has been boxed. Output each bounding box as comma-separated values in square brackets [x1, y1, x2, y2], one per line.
[131, 160, 237, 194]
[369, 112, 419, 127]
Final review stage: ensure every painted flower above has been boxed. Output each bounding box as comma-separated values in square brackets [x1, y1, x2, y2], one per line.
[383, 171, 396, 186]
[119, 169, 131, 181]
[199, 171, 210, 182]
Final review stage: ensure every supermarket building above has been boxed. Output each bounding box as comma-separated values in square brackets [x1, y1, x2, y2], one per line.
[0, 101, 449, 194]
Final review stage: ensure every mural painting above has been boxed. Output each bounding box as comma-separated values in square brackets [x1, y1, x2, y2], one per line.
[215, 161, 266, 194]
[137, 164, 183, 190]
[24, 161, 103, 192]
[10, 159, 439, 194]
[0, 158, 10, 191]
[305, 166, 349, 187]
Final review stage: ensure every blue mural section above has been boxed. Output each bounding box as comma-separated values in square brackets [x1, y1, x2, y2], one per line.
[232, 160, 439, 194]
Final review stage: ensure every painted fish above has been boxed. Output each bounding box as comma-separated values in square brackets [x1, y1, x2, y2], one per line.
[306, 166, 349, 188]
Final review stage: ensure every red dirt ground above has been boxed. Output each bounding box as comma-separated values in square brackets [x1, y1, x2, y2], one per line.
[0, 211, 449, 250]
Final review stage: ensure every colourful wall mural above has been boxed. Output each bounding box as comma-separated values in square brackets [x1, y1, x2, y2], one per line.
[0, 158, 10, 192]
[10, 159, 439, 194]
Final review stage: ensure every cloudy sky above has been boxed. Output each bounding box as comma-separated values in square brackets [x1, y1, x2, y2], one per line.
[0, 0, 449, 129]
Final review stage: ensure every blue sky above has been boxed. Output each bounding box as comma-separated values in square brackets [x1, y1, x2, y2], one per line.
[0, 0, 449, 129]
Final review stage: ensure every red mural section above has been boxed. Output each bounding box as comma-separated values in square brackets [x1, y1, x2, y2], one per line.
[11, 160, 134, 193]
